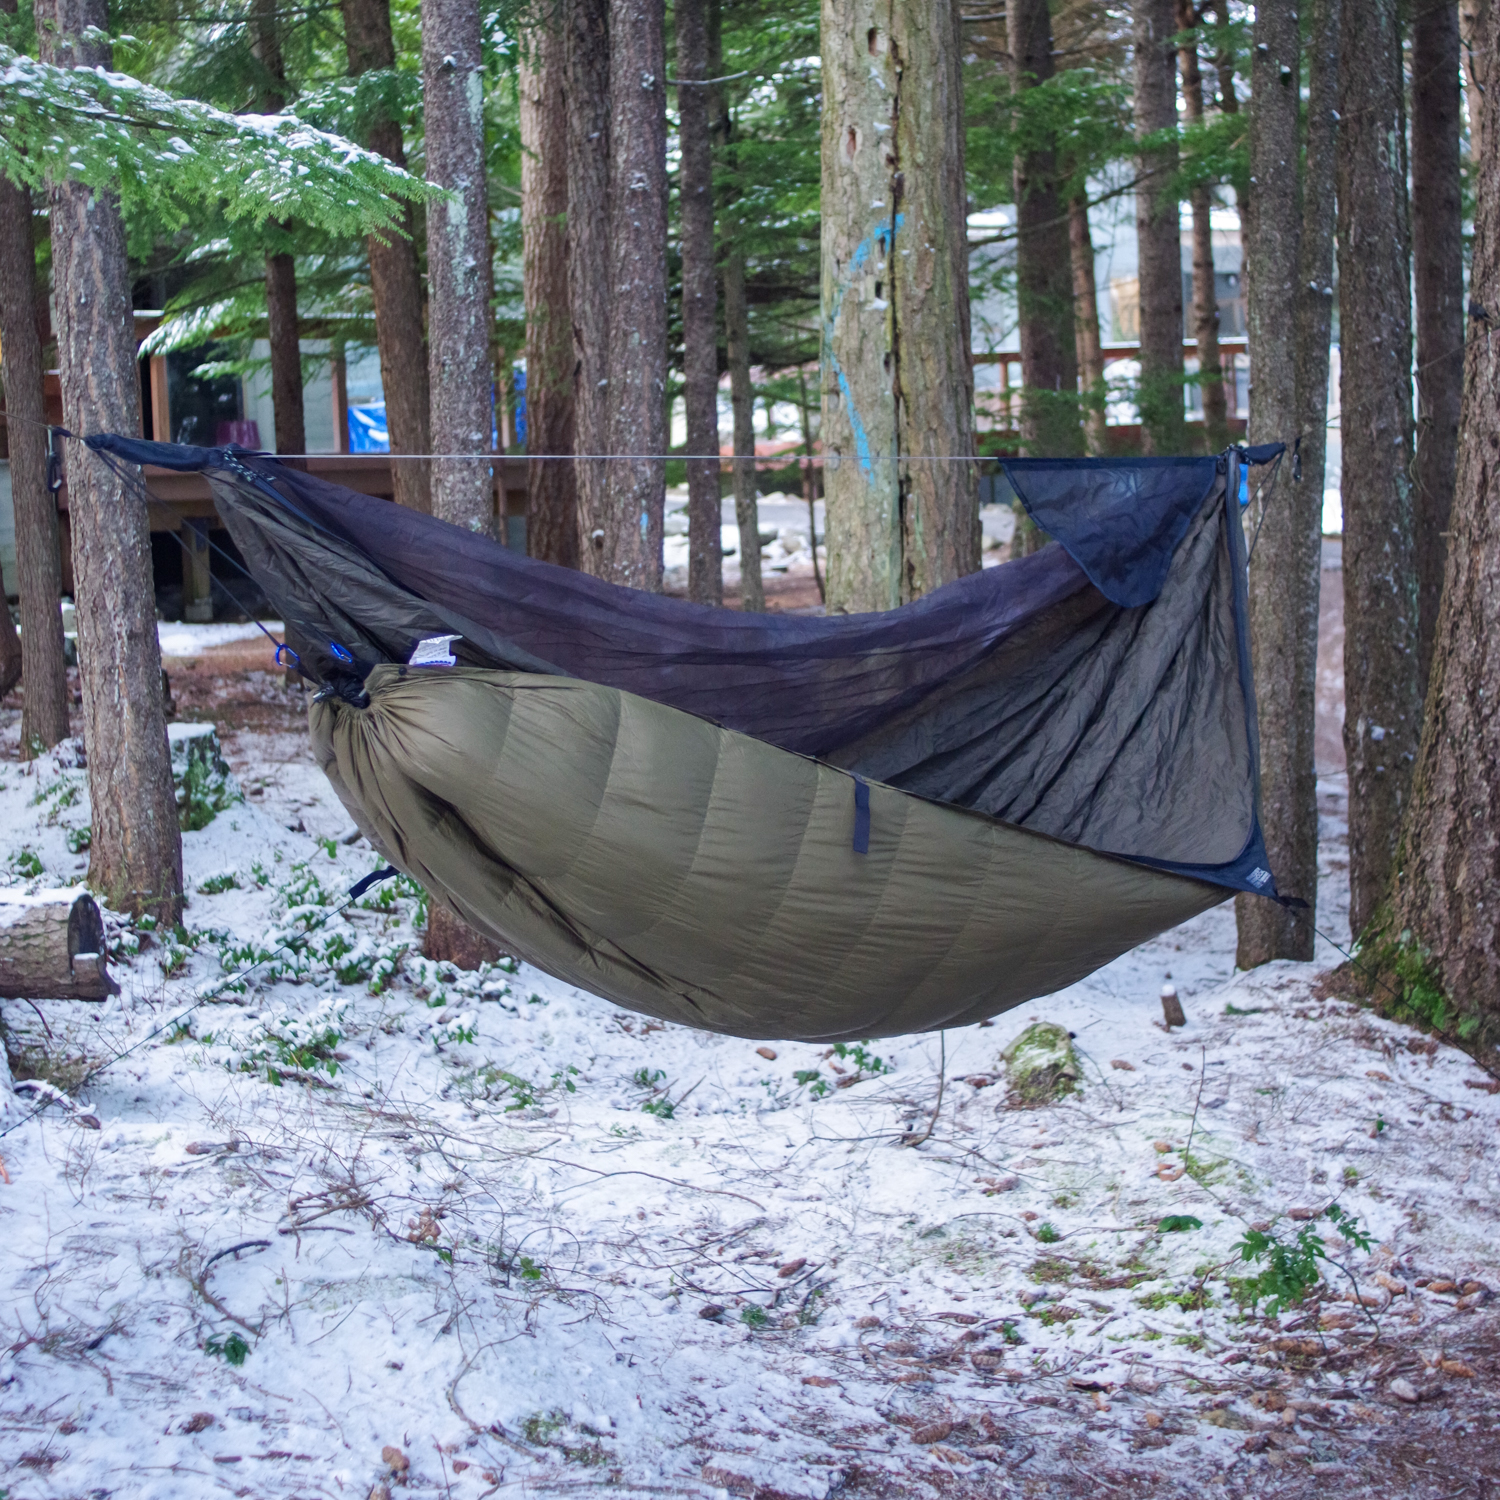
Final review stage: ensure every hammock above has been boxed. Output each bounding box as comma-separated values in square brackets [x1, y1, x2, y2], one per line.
[88, 435, 1283, 1042]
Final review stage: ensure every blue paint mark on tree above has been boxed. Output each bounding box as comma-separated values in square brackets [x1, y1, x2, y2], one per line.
[823, 213, 904, 476]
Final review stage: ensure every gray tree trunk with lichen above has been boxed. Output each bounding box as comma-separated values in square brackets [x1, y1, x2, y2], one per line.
[819, 0, 978, 613]
[423, 0, 494, 534]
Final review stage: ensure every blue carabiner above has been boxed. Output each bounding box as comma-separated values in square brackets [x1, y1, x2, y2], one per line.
[330, 642, 354, 665]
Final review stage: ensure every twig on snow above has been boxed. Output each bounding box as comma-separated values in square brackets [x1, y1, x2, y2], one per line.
[901, 1033, 946, 1147]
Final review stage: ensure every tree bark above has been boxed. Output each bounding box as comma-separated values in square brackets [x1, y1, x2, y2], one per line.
[1338, 0, 1420, 939]
[0, 560, 20, 699]
[0, 169, 69, 751]
[1382, 0, 1500, 1023]
[1176, 0, 1228, 453]
[1293, 0, 1340, 593]
[714, 60, 762, 612]
[820, 0, 978, 612]
[1235, 0, 1312, 965]
[343, 0, 431, 512]
[422, 0, 494, 534]
[567, 0, 611, 568]
[0, 889, 118, 1000]
[1133, 0, 1186, 455]
[250, 0, 306, 459]
[520, 17, 579, 567]
[676, 0, 723, 605]
[1460, 0, 1491, 167]
[424, 901, 506, 969]
[1010, 0, 1081, 459]
[599, 0, 668, 590]
[263, 250, 306, 455]
[39, 0, 182, 923]
[722, 243, 763, 611]
[1069, 195, 1107, 457]
[1411, 0, 1465, 694]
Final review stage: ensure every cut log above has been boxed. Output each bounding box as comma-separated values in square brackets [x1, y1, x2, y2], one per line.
[0, 888, 119, 1000]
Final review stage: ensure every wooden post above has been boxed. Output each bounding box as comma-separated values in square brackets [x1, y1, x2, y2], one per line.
[182, 519, 213, 622]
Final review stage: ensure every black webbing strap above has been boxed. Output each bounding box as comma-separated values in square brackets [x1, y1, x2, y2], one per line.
[853, 777, 870, 855]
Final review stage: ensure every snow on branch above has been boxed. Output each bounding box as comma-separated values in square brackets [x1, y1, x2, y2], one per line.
[0, 45, 441, 235]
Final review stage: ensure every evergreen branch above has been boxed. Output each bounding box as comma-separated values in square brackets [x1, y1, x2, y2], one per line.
[0, 45, 442, 235]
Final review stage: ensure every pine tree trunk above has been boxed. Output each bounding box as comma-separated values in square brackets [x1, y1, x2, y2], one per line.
[1236, 0, 1314, 965]
[1383, 0, 1500, 1021]
[1010, 0, 1081, 460]
[0, 169, 69, 751]
[600, 0, 668, 590]
[423, 0, 494, 535]
[1411, 0, 1464, 693]
[263, 250, 306, 455]
[1069, 196, 1108, 457]
[820, 0, 978, 613]
[1338, 0, 1420, 938]
[251, 0, 305, 461]
[39, 0, 182, 923]
[1176, 1, 1228, 453]
[520, 18, 579, 567]
[0, 560, 19, 699]
[1133, 0, 1185, 455]
[1293, 0, 1340, 583]
[676, 0, 723, 605]
[343, 0, 431, 513]
[1461, 0, 1491, 168]
[722, 243, 763, 611]
[567, 0, 611, 568]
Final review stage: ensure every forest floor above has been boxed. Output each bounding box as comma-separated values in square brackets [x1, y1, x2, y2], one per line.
[2, 550, 1498, 1500]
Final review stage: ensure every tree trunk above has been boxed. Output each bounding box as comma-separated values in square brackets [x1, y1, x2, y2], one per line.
[263, 250, 306, 455]
[424, 901, 506, 970]
[343, 0, 431, 513]
[422, 0, 494, 534]
[1010, 0, 1081, 459]
[1069, 195, 1108, 457]
[520, 16, 579, 567]
[567, 0, 611, 568]
[1411, 0, 1465, 695]
[796, 363, 825, 603]
[1293, 0, 1340, 595]
[599, 0, 668, 590]
[676, 0, 723, 605]
[1133, 0, 1186, 455]
[1460, 0, 1491, 167]
[39, 0, 183, 924]
[722, 243, 763, 611]
[0, 889, 118, 1000]
[1176, 1, 1228, 453]
[1382, 0, 1500, 1023]
[820, 0, 978, 612]
[251, 0, 306, 461]
[714, 61, 762, 613]
[1235, 0, 1314, 965]
[0, 560, 20, 699]
[1338, 0, 1420, 939]
[0, 168, 69, 751]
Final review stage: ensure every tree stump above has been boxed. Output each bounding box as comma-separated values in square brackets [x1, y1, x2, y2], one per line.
[424, 903, 507, 971]
[0, 888, 119, 1000]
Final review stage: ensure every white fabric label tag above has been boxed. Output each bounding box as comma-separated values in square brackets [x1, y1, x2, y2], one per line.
[408, 635, 461, 667]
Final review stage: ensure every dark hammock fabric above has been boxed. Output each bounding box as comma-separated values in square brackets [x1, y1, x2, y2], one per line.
[85, 435, 1280, 899]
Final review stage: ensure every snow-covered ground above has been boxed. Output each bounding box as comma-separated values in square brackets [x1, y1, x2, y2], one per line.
[1, 634, 1497, 1499]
